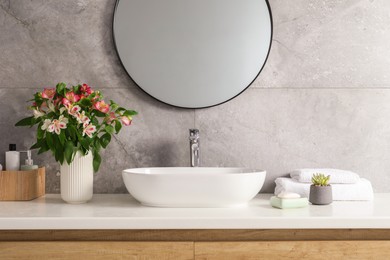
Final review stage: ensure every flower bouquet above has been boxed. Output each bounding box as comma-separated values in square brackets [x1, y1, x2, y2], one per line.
[15, 82, 137, 172]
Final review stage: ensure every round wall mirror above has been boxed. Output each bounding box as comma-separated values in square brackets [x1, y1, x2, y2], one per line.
[113, 0, 272, 108]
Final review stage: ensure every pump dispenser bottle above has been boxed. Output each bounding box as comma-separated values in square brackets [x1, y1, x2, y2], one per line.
[5, 144, 20, 171]
[20, 150, 38, 170]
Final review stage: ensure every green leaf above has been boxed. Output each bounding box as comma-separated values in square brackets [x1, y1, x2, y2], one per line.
[37, 124, 45, 139]
[73, 84, 81, 94]
[56, 82, 66, 96]
[30, 142, 42, 150]
[64, 141, 74, 164]
[46, 133, 55, 152]
[53, 135, 64, 164]
[94, 110, 107, 117]
[78, 148, 86, 156]
[110, 100, 118, 110]
[114, 120, 122, 133]
[105, 125, 114, 134]
[100, 133, 111, 148]
[80, 137, 91, 150]
[115, 107, 126, 114]
[79, 98, 92, 107]
[123, 110, 138, 116]
[38, 145, 50, 155]
[15, 116, 35, 126]
[67, 125, 77, 141]
[91, 117, 99, 126]
[94, 138, 101, 152]
[37, 141, 50, 154]
[58, 131, 66, 145]
[92, 151, 101, 173]
[55, 148, 64, 164]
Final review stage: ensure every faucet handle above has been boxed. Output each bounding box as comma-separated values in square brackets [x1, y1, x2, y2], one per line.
[189, 129, 199, 141]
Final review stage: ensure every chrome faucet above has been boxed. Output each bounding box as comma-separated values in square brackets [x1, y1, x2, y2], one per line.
[189, 129, 200, 167]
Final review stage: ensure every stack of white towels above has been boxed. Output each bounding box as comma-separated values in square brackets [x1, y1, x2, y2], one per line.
[274, 169, 374, 201]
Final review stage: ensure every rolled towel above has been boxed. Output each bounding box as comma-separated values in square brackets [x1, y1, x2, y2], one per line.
[275, 177, 374, 201]
[290, 169, 360, 184]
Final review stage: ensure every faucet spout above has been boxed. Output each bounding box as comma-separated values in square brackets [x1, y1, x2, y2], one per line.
[189, 129, 200, 167]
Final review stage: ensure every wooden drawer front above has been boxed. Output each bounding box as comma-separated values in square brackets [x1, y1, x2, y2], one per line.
[194, 241, 390, 260]
[0, 241, 194, 260]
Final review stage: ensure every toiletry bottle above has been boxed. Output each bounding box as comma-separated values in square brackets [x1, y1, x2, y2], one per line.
[5, 144, 20, 171]
[20, 150, 38, 171]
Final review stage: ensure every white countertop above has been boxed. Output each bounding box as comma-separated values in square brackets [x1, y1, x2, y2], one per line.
[0, 194, 389, 230]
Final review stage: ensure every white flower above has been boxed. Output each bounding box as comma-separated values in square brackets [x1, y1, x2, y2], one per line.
[58, 115, 68, 124]
[47, 115, 68, 135]
[67, 104, 81, 116]
[41, 119, 51, 130]
[76, 111, 90, 126]
[48, 102, 56, 112]
[33, 109, 45, 119]
[59, 107, 66, 114]
[82, 123, 96, 138]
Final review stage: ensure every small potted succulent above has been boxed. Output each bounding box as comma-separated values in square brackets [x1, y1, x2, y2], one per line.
[309, 173, 332, 205]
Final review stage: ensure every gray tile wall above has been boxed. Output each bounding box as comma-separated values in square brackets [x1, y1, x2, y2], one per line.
[1, 0, 389, 193]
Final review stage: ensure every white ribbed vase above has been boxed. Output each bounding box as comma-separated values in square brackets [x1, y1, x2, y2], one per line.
[60, 151, 93, 204]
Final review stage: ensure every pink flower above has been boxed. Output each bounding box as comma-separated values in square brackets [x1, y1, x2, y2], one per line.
[42, 88, 55, 99]
[67, 104, 81, 116]
[93, 100, 109, 113]
[54, 96, 63, 106]
[65, 91, 80, 103]
[47, 115, 68, 135]
[91, 91, 100, 103]
[76, 111, 90, 126]
[80, 83, 93, 95]
[105, 112, 117, 124]
[61, 98, 71, 107]
[83, 123, 96, 138]
[120, 116, 132, 126]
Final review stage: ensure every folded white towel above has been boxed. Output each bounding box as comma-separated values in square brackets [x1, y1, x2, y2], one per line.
[275, 177, 374, 201]
[290, 168, 360, 184]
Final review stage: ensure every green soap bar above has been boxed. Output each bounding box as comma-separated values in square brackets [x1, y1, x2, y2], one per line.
[20, 165, 39, 171]
[270, 196, 308, 209]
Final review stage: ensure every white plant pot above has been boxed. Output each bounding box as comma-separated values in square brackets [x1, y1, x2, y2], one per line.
[60, 151, 93, 204]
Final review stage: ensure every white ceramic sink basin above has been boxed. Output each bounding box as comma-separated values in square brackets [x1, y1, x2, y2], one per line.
[122, 167, 266, 207]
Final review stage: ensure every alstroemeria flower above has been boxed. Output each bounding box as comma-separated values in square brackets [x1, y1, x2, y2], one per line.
[54, 96, 63, 106]
[81, 83, 93, 95]
[42, 88, 55, 99]
[93, 100, 109, 113]
[83, 123, 96, 138]
[47, 115, 68, 135]
[59, 107, 66, 114]
[120, 116, 132, 126]
[67, 104, 81, 116]
[65, 91, 80, 103]
[105, 112, 117, 124]
[48, 102, 56, 112]
[76, 111, 90, 126]
[61, 98, 71, 107]
[33, 109, 45, 118]
[41, 119, 51, 130]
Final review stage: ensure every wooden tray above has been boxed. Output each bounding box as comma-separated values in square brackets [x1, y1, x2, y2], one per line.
[0, 167, 45, 201]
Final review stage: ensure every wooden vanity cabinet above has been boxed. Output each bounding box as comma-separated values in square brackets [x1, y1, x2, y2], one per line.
[0, 229, 389, 259]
